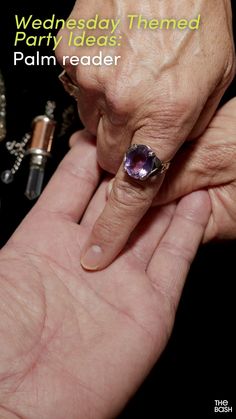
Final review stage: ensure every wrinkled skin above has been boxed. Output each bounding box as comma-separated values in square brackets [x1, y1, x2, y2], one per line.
[57, 0, 235, 270]
[101, 98, 236, 242]
[0, 137, 210, 419]
[156, 97, 236, 241]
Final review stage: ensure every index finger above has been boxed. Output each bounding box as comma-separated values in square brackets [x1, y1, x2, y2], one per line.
[80, 137, 178, 271]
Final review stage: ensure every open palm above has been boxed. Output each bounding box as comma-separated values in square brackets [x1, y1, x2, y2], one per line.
[0, 137, 209, 419]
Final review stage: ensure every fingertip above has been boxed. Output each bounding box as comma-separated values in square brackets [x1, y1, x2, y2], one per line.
[80, 244, 104, 271]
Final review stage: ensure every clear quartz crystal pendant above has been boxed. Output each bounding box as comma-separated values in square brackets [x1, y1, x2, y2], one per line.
[25, 115, 56, 200]
[1, 100, 56, 199]
[25, 155, 46, 200]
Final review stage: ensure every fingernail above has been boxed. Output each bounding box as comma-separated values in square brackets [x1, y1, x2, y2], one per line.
[81, 245, 103, 270]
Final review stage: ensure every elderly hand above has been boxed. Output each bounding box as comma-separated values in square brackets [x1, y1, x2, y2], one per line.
[0, 136, 210, 419]
[57, 0, 235, 270]
[153, 97, 236, 242]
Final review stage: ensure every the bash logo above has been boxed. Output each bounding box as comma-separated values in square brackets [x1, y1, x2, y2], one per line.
[214, 400, 233, 413]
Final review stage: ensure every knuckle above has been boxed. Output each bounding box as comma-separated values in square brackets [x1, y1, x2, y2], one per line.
[103, 79, 135, 120]
[134, 116, 184, 154]
[159, 239, 193, 266]
[135, 91, 197, 146]
[171, 89, 196, 115]
[106, 92, 130, 120]
[75, 66, 100, 91]
[91, 178, 154, 245]
[111, 178, 153, 213]
[92, 217, 121, 246]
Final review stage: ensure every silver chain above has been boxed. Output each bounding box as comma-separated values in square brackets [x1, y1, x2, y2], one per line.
[1, 100, 56, 184]
[6, 133, 31, 174]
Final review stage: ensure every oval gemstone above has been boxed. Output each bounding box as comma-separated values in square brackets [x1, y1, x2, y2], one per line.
[124, 144, 159, 180]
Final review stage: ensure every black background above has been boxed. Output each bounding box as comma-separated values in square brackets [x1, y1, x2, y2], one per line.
[0, 1, 235, 418]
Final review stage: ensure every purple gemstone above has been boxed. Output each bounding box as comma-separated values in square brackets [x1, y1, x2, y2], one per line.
[124, 145, 160, 180]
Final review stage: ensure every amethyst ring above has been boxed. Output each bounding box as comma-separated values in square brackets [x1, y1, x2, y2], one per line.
[123, 144, 170, 181]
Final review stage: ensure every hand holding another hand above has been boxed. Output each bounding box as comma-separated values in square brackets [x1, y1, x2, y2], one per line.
[57, 0, 235, 270]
